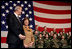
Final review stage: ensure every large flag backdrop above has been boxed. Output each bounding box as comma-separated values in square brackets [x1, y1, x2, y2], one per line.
[33, 1, 71, 32]
[1, 1, 71, 48]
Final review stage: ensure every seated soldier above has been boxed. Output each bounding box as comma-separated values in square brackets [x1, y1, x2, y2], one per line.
[34, 25, 40, 34]
[67, 31, 71, 48]
[34, 30, 39, 48]
[53, 28, 57, 34]
[49, 31, 54, 40]
[44, 33, 51, 48]
[42, 31, 46, 39]
[36, 33, 44, 48]
[68, 31, 71, 38]
[34, 30, 39, 40]
[57, 31, 61, 40]
[59, 31, 63, 40]
[66, 32, 69, 36]
[62, 28, 67, 39]
[65, 32, 69, 40]
[60, 35, 68, 48]
[60, 31, 63, 36]
[51, 34, 59, 48]
[42, 26, 48, 39]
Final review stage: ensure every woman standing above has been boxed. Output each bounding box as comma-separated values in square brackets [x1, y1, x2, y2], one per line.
[23, 17, 35, 48]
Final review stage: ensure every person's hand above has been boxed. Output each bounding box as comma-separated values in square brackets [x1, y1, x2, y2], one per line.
[19, 34, 25, 40]
[31, 42, 34, 44]
[29, 42, 34, 47]
[24, 44, 28, 48]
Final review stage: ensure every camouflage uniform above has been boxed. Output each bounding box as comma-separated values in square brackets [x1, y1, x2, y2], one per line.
[51, 38, 59, 48]
[60, 39, 68, 48]
[37, 38, 44, 48]
[42, 31, 46, 39]
[34, 34, 38, 48]
[62, 32, 67, 39]
[67, 35, 71, 48]
[44, 38, 51, 48]
[57, 33, 61, 40]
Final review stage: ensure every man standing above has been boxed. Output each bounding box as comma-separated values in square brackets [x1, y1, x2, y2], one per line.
[6, 6, 25, 48]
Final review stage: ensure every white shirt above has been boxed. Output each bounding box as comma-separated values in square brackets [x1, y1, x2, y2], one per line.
[14, 12, 19, 18]
[14, 12, 21, 18]
[14, 12, 21, 23]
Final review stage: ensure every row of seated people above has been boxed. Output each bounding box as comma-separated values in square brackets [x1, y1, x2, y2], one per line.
[33, 26, 71, 48]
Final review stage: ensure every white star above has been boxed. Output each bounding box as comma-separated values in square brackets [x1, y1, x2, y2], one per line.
[17, 1, 20, 3]
[24, 1, 27, 4]
[13, 3, 16, 6]
[29, 18, 32, 21]
[22, 18, 24, 20]
[29, 11, 32, 14]
[5, 2, 8, 6]
[2, 13, 5, 17]
[9, 1, 12, 3]
[22, 11, 25, 14]
[19, 15, 21, 18]
[30, 25, 33, 28]
[21, 4, 24, 7]
[1, 5, 5, 9]
[2, 21, 5, 24]
[9, 6, 13, 10]
[28, 4, 31, 7]
[25, 7, 28, 11]
[6, 10, 9, 13]
[26, 14, 29, 17]
[6, 25, 8, 29]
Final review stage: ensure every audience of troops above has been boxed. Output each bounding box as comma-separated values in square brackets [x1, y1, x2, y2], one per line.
[33, 26, 71, 48]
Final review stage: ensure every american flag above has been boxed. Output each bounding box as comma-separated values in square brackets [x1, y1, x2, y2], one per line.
[1, 1, 71, 48]
[33, 1, 71, 33]
[1, 1, 35, 48]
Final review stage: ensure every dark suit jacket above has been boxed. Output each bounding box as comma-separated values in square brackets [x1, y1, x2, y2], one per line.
[6, 13, 25, 44]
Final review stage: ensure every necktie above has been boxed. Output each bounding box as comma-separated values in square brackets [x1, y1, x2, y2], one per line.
[17, 16, 21, 24]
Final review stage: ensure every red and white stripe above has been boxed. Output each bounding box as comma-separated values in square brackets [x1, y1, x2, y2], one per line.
[1, 31, 8, 48]
[33, 1, 71, 32]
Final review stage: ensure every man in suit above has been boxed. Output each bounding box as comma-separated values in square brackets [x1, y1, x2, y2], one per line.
[6, 6, 25, 48]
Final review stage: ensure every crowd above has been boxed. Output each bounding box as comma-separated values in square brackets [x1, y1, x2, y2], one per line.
[33, 26, 71, 48]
